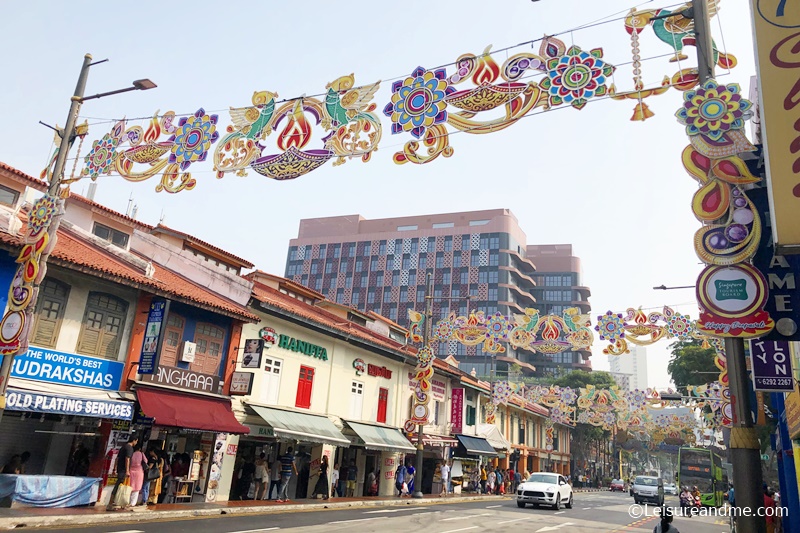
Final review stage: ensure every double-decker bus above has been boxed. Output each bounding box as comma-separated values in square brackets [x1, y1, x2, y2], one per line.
[677, 447, 725, 506]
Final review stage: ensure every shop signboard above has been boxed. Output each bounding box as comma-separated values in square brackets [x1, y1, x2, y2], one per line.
[230, 372, 254, 395]
[139, 299, 168, 375]
[277, 333, 328, 361]
[696, 263, 774, 338]
[10, 346, 124, 390]
[139, 364, 220, 394]
[246, 423, 275, 437]
[242, 339, 264, 369]
[451, 388, 464, 434]
[788, 390, 800, 440]
[4, 389, 133, 420]
[407, 374, 446, 402]
[749, 339, 795, 391]
[751, 187, 800, 340]
[750, 0, 800, 254]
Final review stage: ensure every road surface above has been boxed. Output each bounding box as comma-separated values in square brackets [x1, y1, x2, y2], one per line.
[44, 492, 730, 532]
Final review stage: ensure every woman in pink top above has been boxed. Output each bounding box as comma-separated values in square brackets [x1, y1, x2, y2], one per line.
[129, 443, 148, 506]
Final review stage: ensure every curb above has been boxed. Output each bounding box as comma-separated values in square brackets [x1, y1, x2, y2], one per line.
[0, 495, 511, 530]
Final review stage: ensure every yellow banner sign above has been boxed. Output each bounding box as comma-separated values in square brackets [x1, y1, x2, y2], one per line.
[751, 0, 800, 253]
[786, 390, 800, 440]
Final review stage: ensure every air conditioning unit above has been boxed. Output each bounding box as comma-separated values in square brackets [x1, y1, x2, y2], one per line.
[180, 341, 197, 363]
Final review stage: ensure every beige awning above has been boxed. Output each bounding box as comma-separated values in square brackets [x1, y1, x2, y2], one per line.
[477, 423, 512, 451]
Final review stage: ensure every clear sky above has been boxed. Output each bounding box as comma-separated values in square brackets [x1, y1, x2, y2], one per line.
[0, 0, 756, 389]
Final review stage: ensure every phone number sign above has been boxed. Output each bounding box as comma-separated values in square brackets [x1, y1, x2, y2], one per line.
[750, 339, 795, 391]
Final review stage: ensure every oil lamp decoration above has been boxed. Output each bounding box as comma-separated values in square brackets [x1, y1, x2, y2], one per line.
[385, 37, 615, 165]
[214, 75, 382, 182]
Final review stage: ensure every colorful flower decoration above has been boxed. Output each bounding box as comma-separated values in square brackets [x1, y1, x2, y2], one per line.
[665, 312, 694, 338]
[493, 380, 512, 405]
[82, 133, 119, 179]
[384, 67, 454, 139]
[603, 411, 617, 426]
[27, 195, 57, 234]
[577, 411, 590, 424]
[595, 311, 625, 341]
[626, 389, 647, 412]
[417, 344, 434, 366]
[560, 387, 577, 405]
[485, 312, 512, 342]
[676, 81, 751, 140]
[169, 108, 219, 170]
[540, 46, 615, 110]
[433, 319, 455, 342]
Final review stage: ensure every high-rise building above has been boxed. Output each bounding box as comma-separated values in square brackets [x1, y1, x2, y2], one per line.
[608, 346, 649, 391]
[526, 244, 592, 377]
[286, 209, 592, 377]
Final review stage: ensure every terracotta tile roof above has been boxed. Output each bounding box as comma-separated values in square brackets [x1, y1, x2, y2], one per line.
[251, 282, 416, 358]
[246, 270, 324, 300]
[0, 161, 48, 190]
[152, 223, 254, 268]
[0, 226, 258, 322]
[68, 193, 153, 231]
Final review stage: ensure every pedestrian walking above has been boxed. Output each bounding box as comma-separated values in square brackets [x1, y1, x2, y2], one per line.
[276, 447, 298, 503]
[440, 460, 450, 497]
[268, 458, 281, 500]
[653, 510, 680, 532]
[254, 453, 268, 500]
[346, 460, 358, 497]
[480, 464, 487, 494]
[331, 463, 340, 498]
[406, 462, 416, 495]
[312, 455, 330, 499]
[106, 435, 138, 511]
[396, 461, 408, 496]
[129, 442, 147, 507]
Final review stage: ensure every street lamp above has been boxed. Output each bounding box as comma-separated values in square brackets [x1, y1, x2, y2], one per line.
[0, 54, 155, 423]
[412, 276, 470, 499]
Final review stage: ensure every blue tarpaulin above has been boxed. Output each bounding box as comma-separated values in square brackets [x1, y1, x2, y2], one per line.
[0, 475, 100, 507]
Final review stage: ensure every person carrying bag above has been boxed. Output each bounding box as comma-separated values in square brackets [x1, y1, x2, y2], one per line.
[113, 478, 132, 509]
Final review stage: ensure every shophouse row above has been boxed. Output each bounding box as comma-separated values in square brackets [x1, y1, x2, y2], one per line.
[0, 162, 571, 505]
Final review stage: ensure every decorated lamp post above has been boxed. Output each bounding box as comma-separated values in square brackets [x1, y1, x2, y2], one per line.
[0, 54, 155, 423]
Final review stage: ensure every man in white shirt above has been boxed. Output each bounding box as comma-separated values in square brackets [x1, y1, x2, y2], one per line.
[330, 463, 340, 498]
[440, 461, 450, 497]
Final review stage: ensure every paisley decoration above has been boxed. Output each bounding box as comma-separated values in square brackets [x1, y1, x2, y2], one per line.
[407, 309, 425, 343]
[0, 194, 63, 356]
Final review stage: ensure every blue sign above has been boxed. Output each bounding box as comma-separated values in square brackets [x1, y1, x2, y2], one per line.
[750, 339, 795, 392]
[4, 389, 133, 420]
[139, 300, 167, 375]
[11, 346, 124, 390]
[751, 187, 800, 340]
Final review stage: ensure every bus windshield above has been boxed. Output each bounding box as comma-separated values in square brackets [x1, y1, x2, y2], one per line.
[678, 448, 719, 496]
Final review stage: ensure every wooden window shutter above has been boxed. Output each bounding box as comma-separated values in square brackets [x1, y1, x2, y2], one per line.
[31, 279, 70, 348]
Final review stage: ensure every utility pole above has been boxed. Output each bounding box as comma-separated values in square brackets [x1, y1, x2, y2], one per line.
[0, 55, 155, 424]
[412, 272, 434, 498]
[691, 0, 766, 530]
[0, 54, 93, 423]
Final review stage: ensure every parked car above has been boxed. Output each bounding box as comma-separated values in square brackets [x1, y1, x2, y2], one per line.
[632, 475, 664, 506]
[516, 472, 574, 510]
[664, 483, 677, 495]
[609, 479, 626, 492]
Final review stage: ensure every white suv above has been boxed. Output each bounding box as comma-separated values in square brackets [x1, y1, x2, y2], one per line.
[632, 475, 664, 506]
[516, 472, 573, 510]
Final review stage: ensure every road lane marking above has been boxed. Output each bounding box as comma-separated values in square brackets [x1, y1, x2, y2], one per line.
[498, 517, 533, 525]
[441, 513, 491, 521]
[582, 507, 591, 509]
[554, 511, 565, 514]
[486, 504, 502, 508]
[109, 531, 145, 533]
[364, 507, 426, 513]
[328, 518, 384, 525]
[441, 528, 478, 533]
[227, 529, 279, 533]
[535, 523, 574, 532]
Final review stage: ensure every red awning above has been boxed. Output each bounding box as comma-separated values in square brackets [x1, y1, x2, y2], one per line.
[136, 387, 249, 434]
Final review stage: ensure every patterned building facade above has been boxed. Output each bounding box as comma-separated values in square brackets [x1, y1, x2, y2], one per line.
[286, 210, 593, 377]
[527, 244, 592, 377]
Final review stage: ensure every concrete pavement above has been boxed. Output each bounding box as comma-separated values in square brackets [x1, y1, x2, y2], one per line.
[11, 492, 730, 532]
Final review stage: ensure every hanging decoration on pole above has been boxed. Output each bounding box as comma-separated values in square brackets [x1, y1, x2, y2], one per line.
[404, 309, 435, 433]
[675, 80, 774, 337]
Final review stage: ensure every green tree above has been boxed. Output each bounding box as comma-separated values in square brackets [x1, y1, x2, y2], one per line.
[666, 339, 718, 392]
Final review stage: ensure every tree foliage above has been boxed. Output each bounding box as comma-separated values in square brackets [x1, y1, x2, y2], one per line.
[551, 371, 617, 462]
[667, 339, 718, 391]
